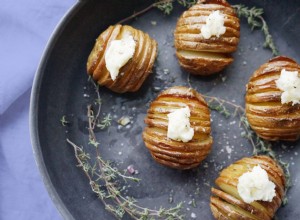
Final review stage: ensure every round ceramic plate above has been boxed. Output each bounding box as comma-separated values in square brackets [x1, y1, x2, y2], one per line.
[30, 0, 300, 219]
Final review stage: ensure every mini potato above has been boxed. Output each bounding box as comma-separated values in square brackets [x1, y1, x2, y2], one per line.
[174, 0, 240, 75]
[143, 86, 213, 170]
[87, 24, 157, 93]
[210, 156, 286, 220]
[245, 56, 300, 141]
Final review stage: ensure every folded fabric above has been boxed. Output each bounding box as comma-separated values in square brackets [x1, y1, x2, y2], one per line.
[0, 0, 74, 219]
[0, 0, 74, 114]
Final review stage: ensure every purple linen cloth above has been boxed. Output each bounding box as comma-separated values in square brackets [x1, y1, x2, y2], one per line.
[0, 0, 75, 219]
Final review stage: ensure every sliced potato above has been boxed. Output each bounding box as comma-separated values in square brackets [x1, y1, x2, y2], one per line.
[142, 86, 213, 170]
[245, 56, 300, 141]
[174, 0, 240, 75]
[87, 24, 157, 93]
[210, 156, 286, 220]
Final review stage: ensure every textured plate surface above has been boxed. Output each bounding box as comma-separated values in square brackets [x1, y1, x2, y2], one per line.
[30, 0, 300, 219]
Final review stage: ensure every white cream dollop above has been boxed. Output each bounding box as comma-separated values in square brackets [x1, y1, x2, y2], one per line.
[237, 165, 276, 204]
[105, 33, 136, 81]
[201, 10, 226, 39]
[275, 69, 300, 105]
[167, 106, 194, 142]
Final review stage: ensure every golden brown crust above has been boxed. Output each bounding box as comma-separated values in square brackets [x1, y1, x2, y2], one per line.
[174, 0, 240, 75]
[203, 0, 231, 8]
[210, 156, 286, 220]
[142, 86, 213, 169]
[245, 56, 300, 141]
[87, 25, 157, 93]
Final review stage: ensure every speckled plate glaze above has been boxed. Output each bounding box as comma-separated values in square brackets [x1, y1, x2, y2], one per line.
[30, 0, 300, 219]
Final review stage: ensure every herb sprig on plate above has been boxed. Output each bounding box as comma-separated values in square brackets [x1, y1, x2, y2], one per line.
[67, 81, 184, 220]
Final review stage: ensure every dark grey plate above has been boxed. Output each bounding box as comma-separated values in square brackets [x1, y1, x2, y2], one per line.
[30, 0, 300, 219]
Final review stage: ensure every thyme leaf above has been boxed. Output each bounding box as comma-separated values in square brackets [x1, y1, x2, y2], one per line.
[60, 115, 69, 126]
[156, 0, 174, 15]
[97, 114, 112, 129]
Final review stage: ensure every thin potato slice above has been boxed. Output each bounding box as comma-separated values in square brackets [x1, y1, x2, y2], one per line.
[176, 50, 233, 75]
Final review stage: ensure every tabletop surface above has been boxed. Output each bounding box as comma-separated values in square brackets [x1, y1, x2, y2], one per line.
[0, 1, 75, 219]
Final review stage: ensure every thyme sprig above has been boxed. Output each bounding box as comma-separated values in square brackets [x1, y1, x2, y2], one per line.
[97, 114, 112, 129]
[118, 0, 197, 23]
[187, 74, 243, 118]
[67, 84, 184, 220]
[232, 4, 279, 56]
[155, 0, 174, 15]
[202, 93, 245, 118]
[177, 0, 197, 8]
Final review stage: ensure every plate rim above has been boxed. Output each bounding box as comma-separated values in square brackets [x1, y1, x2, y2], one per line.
[29, 1, 84, 219]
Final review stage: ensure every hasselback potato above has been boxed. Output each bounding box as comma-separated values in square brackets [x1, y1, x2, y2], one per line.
[87, 24, 157, 93]
[210, 156, 286, 220]
[142, 86, 213, 169]
[174, 0, 240, 75]
[246, 56, 300, 141]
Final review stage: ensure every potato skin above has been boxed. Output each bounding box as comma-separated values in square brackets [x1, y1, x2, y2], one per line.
[174, 0, 240, 75]
[142, 86, 213, 170]
[210, 156, 286, 220]
[176, 50, 233, 76]
[87, 24, 157, 93]
[245, 56, 300, 141]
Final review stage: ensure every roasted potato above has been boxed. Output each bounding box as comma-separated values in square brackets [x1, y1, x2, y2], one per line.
[142, 86, 213, 169]
[174, 0, 240, 75]
[246, 56, 300, 141]
[210, 156, 286, 220]
[87, 24, 157, 93]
